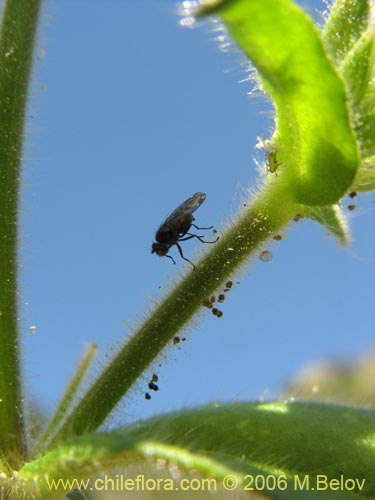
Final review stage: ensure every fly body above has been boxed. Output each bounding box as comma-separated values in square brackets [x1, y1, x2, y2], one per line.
[151, 192, 218, 269]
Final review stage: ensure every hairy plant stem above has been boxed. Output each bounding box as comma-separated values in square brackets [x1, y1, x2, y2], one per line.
[0, 0, 42, 466]
[49, 180, 298, 446]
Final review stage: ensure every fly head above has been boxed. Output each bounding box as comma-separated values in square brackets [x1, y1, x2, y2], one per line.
[152, 242, 170, 257]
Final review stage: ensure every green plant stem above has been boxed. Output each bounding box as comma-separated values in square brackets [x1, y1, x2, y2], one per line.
[33, 343, 98, 457]
[49, 181, 298, 446]
[0, 0, 41, 466]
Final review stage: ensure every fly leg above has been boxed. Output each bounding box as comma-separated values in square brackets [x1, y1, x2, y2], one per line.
[176, 242, 196, 270]
[178, 234, 197, 242]
[176, 233, 219, 270]
[165, 254, 176, 265]
[182, 233, 219, 244]
[191, 223, 214, 230]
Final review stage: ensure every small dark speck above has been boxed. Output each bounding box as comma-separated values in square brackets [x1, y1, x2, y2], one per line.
[293, 214, 304, 222]
[212, 307, 223, 318]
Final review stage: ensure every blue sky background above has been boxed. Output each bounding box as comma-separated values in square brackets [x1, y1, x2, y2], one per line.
[21, 0, 375, 426]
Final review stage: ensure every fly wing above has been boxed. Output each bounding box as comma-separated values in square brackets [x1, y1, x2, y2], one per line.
[161, 192, 206, 229]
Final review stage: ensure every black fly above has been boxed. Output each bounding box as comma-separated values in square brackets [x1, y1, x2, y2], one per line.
[151, 192, 218, 269]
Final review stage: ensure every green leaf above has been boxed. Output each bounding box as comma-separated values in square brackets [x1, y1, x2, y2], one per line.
[17, 402, 375, 500]
[0, 0, 42, 465]
[338, 27, 375, 163]
[351, 157, 375, 192]
[354, 113, 375, 159]
[322, 0, 370, 63]
[340, 31, 375, 108]
[306, 205, 350, 245]
[197, 0, 359, 206]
